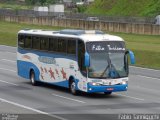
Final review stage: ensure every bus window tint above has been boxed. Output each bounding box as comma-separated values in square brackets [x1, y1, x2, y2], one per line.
[25, 36, 32, 48]
[32, 36, 40, 49]
[49, 38, 58, 52]
[67, 39, 76, 55]
[57, 38, 66, 53]
[41, 37, 49, 50]
[18, 35, 24, 48]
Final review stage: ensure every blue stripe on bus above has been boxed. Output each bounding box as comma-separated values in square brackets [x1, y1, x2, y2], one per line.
[87, 83, 128, 93]
[17, 60, 40, 81]
[45, 80, 69, 88]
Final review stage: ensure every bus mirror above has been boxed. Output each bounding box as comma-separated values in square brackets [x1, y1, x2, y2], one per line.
[84, 52, 90, 67]
[128, 50, 135, 64]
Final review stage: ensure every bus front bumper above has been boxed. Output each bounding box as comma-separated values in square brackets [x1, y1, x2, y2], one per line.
[87, 84, 128, 93]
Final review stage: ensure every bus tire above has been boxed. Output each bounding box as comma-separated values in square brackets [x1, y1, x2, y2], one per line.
[104, 92, 112, 95]
[30, 70, 37, 86]
[70, 81, 78, 95]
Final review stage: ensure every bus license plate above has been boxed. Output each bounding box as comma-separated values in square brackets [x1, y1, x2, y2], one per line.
[107, 88, 114, 91]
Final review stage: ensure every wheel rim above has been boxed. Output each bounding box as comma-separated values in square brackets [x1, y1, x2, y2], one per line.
[31, 73, 35, 84]
[71, 82, 76, 94]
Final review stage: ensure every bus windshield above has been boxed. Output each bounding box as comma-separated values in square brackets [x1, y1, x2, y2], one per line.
[86, 41, 128, 79]
[88, 52, 128, 78]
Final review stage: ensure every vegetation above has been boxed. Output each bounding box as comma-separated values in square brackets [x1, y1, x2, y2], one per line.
[0, 21, 64, 46]
[86, 0, 160, 17]
[0, 3, 31, 10]
[1, 0, 160, 17]
[110, 32, 160, 69]
[0, 0, 57, 9]
[25, 0, 56, 6]
[77, 5, 87, 13]
[0, 21, 160, 69]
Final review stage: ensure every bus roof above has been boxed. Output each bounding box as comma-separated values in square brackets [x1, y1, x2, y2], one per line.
[18, 29, 124, 42]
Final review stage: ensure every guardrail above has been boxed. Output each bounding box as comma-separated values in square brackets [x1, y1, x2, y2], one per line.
[0, 15, 159, 35]
[0, 8, 155, 24]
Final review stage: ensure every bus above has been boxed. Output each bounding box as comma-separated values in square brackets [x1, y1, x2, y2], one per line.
[17, 29, 135, 95]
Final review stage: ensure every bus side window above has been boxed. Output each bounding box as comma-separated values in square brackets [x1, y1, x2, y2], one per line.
[67, 39, 76, 55]
[49, 37, 58, 52]
[32, 36, 40, 50]
[78, 40, 86, 75]
[18, 35, 24, 48]
[57, 38, 67, 54]
[41, 37, 49, 50]
[24, 36, 32, 48]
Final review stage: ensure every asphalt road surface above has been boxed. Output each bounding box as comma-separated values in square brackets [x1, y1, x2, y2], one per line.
[0, 45, 160, 120]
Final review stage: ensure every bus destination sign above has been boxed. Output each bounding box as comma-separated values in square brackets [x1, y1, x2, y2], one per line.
[86, 41, 126, 53]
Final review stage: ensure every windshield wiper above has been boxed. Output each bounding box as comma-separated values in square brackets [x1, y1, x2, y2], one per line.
[100, 54, 111, 78]
[100, 56, 121, 78]
[100, 64, 109, 77]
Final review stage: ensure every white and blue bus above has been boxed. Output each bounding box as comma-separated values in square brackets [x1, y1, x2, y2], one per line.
[17, 29, 135, 95]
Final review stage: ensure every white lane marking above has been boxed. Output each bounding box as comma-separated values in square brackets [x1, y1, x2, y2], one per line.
[52, 93, 86, 104]
[0, 68, 16, 73]
[0, 97, 48, 114]
[0, 97, 67, 120]
[136, 75, 160, 81]
[136, 86, 159, 93]
[114, 93, 144, 101]
[0, 79, 18, 86]
[0, 51, 16, 54]
[5, 51, 16, 54]
[1, 59, 16, 63]
[130, 66, 160, 72]
[0, 45, 16, 49]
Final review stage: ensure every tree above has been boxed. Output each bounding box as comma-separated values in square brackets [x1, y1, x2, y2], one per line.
[39, 0, 46, 5]
[46, 0, 56, 4]
[25, 0, 56, 5]
[25, 0, 39, 5]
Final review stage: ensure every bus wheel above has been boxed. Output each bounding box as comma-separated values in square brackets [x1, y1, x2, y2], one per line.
[30, 71, 37, 86]
[70, 81, 77, 95]
[104, 92, 112, 95]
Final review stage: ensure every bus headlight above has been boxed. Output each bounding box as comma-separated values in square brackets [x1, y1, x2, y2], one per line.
[89, 82, 100, 86]
[121, 81, 127, 85]
[122, 81, 126, 85]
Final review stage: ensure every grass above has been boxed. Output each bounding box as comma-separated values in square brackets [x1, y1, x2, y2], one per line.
[0, 21, 160, 69]
[109, 32, 160, 69]
[0, 21, 64, 46]
[111, 33, 160, 52]
[86, 0, 160, 17]
[0, 3, 32, 10]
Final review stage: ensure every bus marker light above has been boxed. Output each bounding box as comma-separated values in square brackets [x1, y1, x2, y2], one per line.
[89, 88, 92, 91]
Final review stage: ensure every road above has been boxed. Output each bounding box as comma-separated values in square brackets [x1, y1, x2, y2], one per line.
[0, 45, 160, 120]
